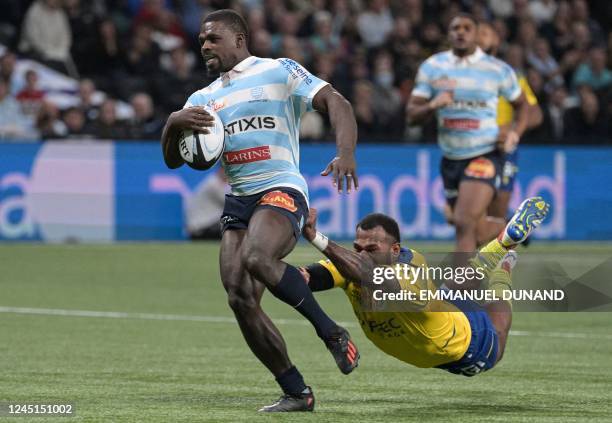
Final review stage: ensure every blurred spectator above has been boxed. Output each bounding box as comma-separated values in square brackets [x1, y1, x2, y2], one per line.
[271, 13, 301, 56]
[557, 22, 591, 82]
[250, 29, 273, 58]
[78, 79, 101, 122]
[65, 0, 100, 74]
[19, 0, 75, 75]
[309, 11, 340, 56]
[16, 69, 45, 118]
[127, 92, 164, 139]
[420, 21, 443, 56]
[516, 19, 538, 50]
[528, 0, 557, 25]
[0, 50, 21, 94]
[299, 111, 325, 141]
[566, 86, 609, 142]
[352, 79, 381, 139]
[526, 38, 563, 91]
[388, 17, 413, 63]
[572, 47, 612, 93]
[87, 19, 125, 84]
[134, 0, 186, 40]
[125, 24, 161, 77]
[370, 50, 403, 138]
[246, 8, 266, 35]
[185, 168, 227, 240]
[504, 44, 527, 74]
[62, 106, 93, 138]
[357, 0, 393, 49]
[572, 0, 604, 45]
[0, 78, 37, 140]
[83, 98, 130, 139]
[178, 0, 214, 40]
[279, 36, 306, 64]
[153, 46, 205, 113]
[488, 0, 513, 19]
[36, 100, 67, 139]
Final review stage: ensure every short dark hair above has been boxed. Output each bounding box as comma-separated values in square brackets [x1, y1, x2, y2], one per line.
[357, 213, 401, 243]
[450, 12, 478, 27]
[203, 9, 249, 39]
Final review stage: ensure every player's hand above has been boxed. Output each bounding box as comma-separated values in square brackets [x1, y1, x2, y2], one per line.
[169, 107, 215, 133]
[298, 267, 311, 284]
[302, 208, 318, 242]
[503, 130, 520, 153]
[321, 155, 359, 193]
[429, 91, 454, 110]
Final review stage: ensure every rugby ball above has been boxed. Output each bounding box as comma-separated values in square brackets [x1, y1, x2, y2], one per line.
[178, 109, 225, 170]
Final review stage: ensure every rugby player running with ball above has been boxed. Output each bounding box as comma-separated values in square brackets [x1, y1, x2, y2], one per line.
[161, 10, 359, 412]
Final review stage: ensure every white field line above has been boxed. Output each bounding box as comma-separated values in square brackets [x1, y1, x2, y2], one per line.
[1, 306, 611, 340]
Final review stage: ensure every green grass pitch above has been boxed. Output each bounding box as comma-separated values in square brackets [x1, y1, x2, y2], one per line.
[1, 242, 611, 422]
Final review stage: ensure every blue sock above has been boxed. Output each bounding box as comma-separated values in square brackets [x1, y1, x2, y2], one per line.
[268, 264, 337, 339]
[276, 366, 307, 395]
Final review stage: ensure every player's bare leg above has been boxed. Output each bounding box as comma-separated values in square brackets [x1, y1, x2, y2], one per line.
[473, 197, 550, 362]
[220, 229, 314, 412]
[220, 230, 294, 375]
[484, 253, 515, 363]
[475, 190, 511, 246]
[242, 208, 359, 375]
[453, 180, 495, 252]
[220, 230, 292, 375]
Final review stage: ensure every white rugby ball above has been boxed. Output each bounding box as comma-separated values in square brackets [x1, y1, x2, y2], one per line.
[178, 109, 225, 171]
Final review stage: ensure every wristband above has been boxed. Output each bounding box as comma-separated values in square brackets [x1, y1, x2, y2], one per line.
[310, 231, 329, 252]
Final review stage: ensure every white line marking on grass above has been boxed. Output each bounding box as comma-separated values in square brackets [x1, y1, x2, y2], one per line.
[1, 306, 612, 340]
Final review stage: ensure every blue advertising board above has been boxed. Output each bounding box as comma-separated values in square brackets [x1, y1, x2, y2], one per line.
[0, 141, 609, 241]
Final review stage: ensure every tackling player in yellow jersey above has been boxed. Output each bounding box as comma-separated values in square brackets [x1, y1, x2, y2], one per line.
[474, 22, 543, 246]
[300, 196, 549, 375]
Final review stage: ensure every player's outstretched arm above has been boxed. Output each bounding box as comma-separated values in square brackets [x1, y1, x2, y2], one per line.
[312, 85, 358, 194]
[161, 107, 215, 169]
[302, 208, 372, 284]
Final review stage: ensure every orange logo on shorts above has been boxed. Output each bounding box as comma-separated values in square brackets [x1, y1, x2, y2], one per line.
[464, 158, 495, 179]
[259, 191, 298, 212]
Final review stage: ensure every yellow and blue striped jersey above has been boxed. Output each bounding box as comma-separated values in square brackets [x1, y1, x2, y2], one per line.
[318, 250, 472, 368]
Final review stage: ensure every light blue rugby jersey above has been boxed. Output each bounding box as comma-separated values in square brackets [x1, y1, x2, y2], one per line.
[413, 47, 521, 160]
[184, 56, 328, 201]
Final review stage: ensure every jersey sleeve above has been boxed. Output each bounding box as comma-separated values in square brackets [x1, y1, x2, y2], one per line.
[519, 77, 538, 105]
[412, 61, 434, 99]
[499, 64, 522, 102]
[318, 259, 347, 289]
[277, 58, 328, 112]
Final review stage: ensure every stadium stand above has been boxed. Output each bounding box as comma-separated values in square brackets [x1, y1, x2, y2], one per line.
[0, 0, 610, 142]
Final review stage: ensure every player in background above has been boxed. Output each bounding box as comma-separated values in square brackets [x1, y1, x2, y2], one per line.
[161, 10, 360, 412]
[407, 14, 529, 253]
[473, 21, 543, 246]
[300, 197, 550, 376]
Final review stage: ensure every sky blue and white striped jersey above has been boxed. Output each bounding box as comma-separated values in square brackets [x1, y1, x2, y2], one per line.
[185, 56, 328, 201]
[413, 48, 522, 160]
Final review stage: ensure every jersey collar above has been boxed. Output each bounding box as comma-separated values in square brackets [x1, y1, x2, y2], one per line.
[226, 55, 257, 75]
[451, 47, 484, 65]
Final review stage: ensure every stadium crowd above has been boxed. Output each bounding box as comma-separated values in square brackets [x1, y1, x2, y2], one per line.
[0, 0, 611, 143]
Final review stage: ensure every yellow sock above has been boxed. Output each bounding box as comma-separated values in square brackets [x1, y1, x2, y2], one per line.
[468, 238, 508, 278]
[487, 268, 513, 310]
